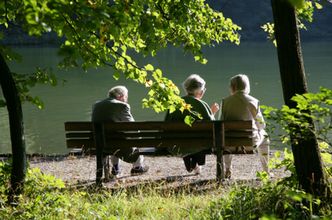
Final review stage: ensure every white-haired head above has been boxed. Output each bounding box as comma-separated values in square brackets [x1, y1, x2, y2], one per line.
[230, 74, 250, 95]
[182, 74, 206, 97]
[108, 85, 128, 102]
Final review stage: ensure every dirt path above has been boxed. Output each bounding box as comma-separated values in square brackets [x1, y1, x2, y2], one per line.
[29, 153, 287, 188]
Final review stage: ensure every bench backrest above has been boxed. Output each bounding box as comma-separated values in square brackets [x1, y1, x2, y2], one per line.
[223, 120, 254, 154]
[65, 122, 95, 153]
[64, 120, 254, 155]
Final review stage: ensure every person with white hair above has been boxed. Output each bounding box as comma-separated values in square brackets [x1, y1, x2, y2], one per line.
[165, 74, 219, 175]
[220, 74, 270, 178]
[92, 85, 149, 179]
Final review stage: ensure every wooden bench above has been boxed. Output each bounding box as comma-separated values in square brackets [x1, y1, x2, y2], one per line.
[64, 120, 254, 184]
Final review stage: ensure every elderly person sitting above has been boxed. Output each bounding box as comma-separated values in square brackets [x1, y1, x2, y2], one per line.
[220, 74, 270, 178]
[92, 86, 149, 179]
[165, 74, 219, 175]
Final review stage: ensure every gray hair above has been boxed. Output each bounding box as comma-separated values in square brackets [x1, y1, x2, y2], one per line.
[230, 74, 251, 94]
[182, 74, 206, 95]
[108, 85, 128, 98]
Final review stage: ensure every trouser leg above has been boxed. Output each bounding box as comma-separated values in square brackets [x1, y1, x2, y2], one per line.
[194, 151, 206, 166]
[183, 155, 193, 172]
[111, 147, 141, 165]
[103, 155, 110, 178]
[132, 155, 144, 168]
[223, 154, 232, 171]
[257, 138, 270, 173]
[110, 155, 119, 165]
[183, 151, 206, 172]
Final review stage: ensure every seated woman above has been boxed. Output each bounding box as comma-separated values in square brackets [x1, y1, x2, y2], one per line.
[220, 74, 270, 178]
[165, 74, 219, 175]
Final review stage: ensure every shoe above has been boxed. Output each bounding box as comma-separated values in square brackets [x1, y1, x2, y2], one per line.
[225, 170, 231, 179]
[193, 165, 202, 175]
[130, 166, 149, 175]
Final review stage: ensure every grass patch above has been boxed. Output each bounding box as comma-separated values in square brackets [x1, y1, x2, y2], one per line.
[0, 160, 331, 219]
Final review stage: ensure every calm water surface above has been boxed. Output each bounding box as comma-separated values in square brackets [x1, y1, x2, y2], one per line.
[0, 42, 331, 154]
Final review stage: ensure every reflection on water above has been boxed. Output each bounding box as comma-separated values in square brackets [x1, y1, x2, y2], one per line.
[0, 42, 331, 154]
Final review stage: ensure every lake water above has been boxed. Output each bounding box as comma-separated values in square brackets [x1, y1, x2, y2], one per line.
[0, 42, 331, 154]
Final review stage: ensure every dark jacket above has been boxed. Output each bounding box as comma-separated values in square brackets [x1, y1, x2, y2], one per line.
[164, 95, 214, 156]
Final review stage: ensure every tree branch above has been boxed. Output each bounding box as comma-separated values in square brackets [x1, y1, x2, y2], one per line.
[61, 14, 114, 68]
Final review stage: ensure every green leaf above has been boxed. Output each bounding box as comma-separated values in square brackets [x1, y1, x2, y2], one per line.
[113, 72, 120, 80]
[153, 69, 163, 79]
[144, 64, 154, 71]
[169, 105, 176, 114]
[289, 0, 306, 9]
[184, 115, 195, 126]
[314, 2, 323, 9]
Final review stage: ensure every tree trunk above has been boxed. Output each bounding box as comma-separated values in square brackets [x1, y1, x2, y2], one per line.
[0, 53, 26, 203]
[271, 0, 327, 196]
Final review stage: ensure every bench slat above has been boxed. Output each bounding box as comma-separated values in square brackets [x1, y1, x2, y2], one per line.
[105, 138, 213, 147]
[65, 122, 93, 131]
[224, 146, 254, 154]
[104, 131, 213, 139]
[224, 120, 252, 130]
[225, 130, 252, 137]
[225, 137, 253, 147]
[66, 139, 95, 148]
[103, 121, 214, 131]
[66, 132, 94, 138]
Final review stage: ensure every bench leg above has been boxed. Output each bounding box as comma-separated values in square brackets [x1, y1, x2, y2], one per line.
[214, 121, 224, 182]
[94, 123, 104, 186]
[216, 145, 224, 182]
[96, 152, 103, 186]
[93, 123, 105, 186]
[103, 156, 110, 180]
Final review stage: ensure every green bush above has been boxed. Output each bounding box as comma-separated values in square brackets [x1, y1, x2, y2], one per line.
[207, 180, 330, 219]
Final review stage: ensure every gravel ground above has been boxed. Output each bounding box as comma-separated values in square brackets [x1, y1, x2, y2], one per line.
[29, 152, 288, 188]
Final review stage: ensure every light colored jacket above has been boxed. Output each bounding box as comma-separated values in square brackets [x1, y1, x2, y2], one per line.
[221, 91, 266, 146]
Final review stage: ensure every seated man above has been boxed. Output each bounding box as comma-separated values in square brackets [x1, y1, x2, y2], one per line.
[165, 74, 219, 175]
[91, 85, 149, 179]
[220, 74, 270, 178]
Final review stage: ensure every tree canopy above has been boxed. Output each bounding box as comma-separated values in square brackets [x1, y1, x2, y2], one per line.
[1, 0, 240, 113]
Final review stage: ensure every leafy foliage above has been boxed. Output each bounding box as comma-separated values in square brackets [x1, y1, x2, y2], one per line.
[208, 179, 329, 219]
[11, 69, 58, 109]
[1, 158, 330, 219]
[0, 0, 240, 112]
[262, 87, 332, 185]
[0, 161, 11, 206]
[0, 40, 58, 108]
[0, 160, 65, 206]
[261, 0, 329, 44]
[263, 87, 332, 147]
[0, 151, 331, 219]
